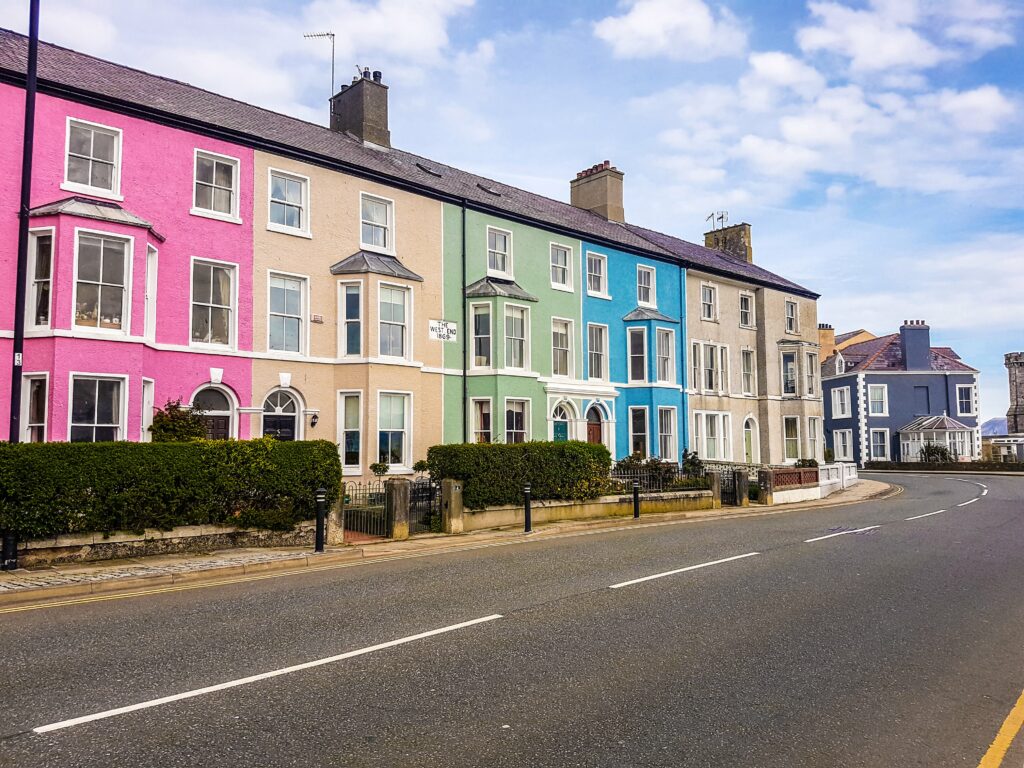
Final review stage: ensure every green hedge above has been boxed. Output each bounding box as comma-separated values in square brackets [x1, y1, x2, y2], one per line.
[0, 438, 341, 539]
[864, 461, 1024, 472]
[426, 441, 612, 510]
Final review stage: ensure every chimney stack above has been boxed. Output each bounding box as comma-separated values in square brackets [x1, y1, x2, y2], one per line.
[329, 69, 390, 148]
[818, 323, 836, 359]
[899, 320, 931, 371]
[569, 161, 624, 223]
[1006, 352, 1024, 434]
[704, 222, 753, 263]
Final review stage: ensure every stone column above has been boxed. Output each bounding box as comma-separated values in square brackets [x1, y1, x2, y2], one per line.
[441, 479, 464, 534]
[326, 485, 345, 546]
[734, 470, 749, 508]
[708, 471, 722, 509]
[387, 478, 411, 540]
[758, 468, 775, 506]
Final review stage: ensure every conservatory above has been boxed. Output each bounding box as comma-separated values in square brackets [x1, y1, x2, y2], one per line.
[898, 415, 976, 462]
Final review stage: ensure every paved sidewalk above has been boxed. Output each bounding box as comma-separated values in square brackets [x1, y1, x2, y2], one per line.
[0, 479, 893, 608]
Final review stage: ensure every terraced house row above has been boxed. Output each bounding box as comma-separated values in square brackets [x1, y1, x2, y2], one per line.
[0, 29, 823, 477]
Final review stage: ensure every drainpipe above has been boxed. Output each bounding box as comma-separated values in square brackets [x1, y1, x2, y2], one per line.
[3, 0, 40, 572]
[461, 199, 468, 443]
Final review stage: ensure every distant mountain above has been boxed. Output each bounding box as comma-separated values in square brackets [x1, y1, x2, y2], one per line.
[982, 418, 1008, 436]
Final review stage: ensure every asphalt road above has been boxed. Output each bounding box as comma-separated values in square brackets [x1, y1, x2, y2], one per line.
[1, 472, 1023, 768]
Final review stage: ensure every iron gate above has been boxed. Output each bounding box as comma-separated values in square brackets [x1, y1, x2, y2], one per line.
[343, 481, 390, 539]
[719, 469, 737, 505]
[409, 478, 441, 534]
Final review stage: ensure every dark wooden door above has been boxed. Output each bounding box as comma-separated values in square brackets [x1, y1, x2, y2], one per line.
[202, 415, 230, 440]
[587, 420, 602, 444]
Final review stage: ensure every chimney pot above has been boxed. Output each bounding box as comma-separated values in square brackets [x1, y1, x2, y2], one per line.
[372, 70, 382, 83]
[330, 69, 391, 147]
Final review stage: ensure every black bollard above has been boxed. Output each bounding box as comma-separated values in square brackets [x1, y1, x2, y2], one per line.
[1, 531, 17, 571]
[524, 484, 532, 533]
[633, 481, 641, 519]
[314, 487, 327, 553]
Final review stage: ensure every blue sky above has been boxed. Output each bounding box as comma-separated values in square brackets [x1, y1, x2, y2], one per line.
[3, 0, 1021, 420]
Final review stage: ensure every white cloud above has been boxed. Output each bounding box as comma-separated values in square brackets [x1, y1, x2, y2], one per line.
[934, 85, 1016, 132]
[593, 0, 747, 61]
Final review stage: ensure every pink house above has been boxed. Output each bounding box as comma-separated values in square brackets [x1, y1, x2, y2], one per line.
[1, 81, 255, 442]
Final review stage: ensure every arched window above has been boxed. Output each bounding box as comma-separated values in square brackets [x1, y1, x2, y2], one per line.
[193, 386, 233, 440]
[586, 406, 604, 445]
[263, 391, 298, 441]
[743, 418, 759, 464]
[552, 404, 571, 442]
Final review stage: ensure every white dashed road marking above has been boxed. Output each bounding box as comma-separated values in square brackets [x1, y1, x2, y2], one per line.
[804, 525, 880, 543]
[609, 552, 760, 589]
[906, 510, 945, 521]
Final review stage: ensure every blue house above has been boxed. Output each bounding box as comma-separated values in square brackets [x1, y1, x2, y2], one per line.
[821, 321, 980, 465]
[580, 241, 687, 461]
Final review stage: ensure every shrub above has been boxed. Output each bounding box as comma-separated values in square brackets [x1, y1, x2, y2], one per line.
[919, 443, 953, 463]
[795, 458, 819, 468]
[426, 441, 611, 509]
[748, 481, 761, 501]
[0, 439, 341, 539]
[369, 462, 390, 477]
[681, 450, 704, 475]
[149, 398, 207, 442]
[824, 447, 835, 463]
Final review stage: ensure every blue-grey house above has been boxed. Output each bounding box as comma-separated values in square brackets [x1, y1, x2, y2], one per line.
[821, 321, 980, 465]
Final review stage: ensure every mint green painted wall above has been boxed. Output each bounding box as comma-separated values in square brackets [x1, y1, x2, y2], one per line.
[441, 204, 583, 443]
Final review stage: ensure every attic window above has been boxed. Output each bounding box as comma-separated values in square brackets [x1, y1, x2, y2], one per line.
[415, 162, 442, 178]
[477, 182, 501, 197]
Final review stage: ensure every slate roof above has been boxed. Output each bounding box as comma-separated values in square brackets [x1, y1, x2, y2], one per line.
[329, 251, 423, 281]
[823, 333, 977, 374]
[899, 415, 973, 432]
[464, 277, 538, 302]
[623, 223, 817, 297]
[622, 307, 678, 323]
[29, 196, 165, 241]
[835, 329, 870, 344]
[0, 29, 817, 298]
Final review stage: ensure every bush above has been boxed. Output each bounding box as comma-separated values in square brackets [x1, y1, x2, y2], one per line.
[795, 458, 819, 468]
[149, 398, 207, 442]
[0, 439, 341, 539]
[824, 447, 835, 463]
[426, 441, 611, 509]
[919, 443, 953, 463]
[748, 481, 761, 501]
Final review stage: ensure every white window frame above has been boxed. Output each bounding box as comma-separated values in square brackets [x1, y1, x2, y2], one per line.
[808, 416, 821, 461]
[834, 429, 854, 461]
[785, 299, 800, 334]
[504, 303, 530, 371]
[636, 265, 656, 308]
[267, 167, 311, 238]
[700, 282, 718, 322]
[783, 415, 801, 461]
[21, 373, 49, 443]
[487, 226, 513, 279]
[702, 342, 721, 393]
[471, 302, 492, 370]
[741, 348, 756, 396]
[377, 390, 412, 470]
[504, 398, 530, 444]
[693, 410, 731, 461]
[549, 242, 573, 292]
[956, 384, 976, 416]
[627, 326, 647, 383]
[655, 328, 675, 384]
[868, 384, 889, 417]
[471, 397, 493, 444]
[806, 352, 818, 396]
[261, 387, 305, 441]
[587, 323, 609, 382]
[67, 372, 128, 442]
[691, 342, 701, 391]
[719, 346, 730, 394]
[61, 117, 124, 201]
[629, 406, 649, 458]
[832, 386, 851, 418]
[359, 192, 395, 255]
[781, 351, 798, 396]
[338, 280, 363, 358]
[870, 428, 890, 461]
[657, 406, 677, 461]
[551, 317, 573, 379]
[338, 390, 363, 474]
[144, 245, 158, 343]
[267, 270, 308, 355]
[27, 227, 55, 329]
[189, 256, 237, 349]
[739, 291, 756, 328]
[191, 148, 242, 224]
[72, 228, 134, 337]
[586, 252, 610, 299]
[378, 282, 411, 360]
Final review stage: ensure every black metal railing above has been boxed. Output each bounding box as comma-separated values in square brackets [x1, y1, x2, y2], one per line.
[608, 465, 710, 493]
[343, 480, 390, 538]
[409, 478, 441, 534]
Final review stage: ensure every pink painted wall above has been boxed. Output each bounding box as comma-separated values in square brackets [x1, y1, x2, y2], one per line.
[0, 83, 254, 441]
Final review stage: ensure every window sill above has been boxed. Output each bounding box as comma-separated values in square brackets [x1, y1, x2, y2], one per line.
[638, 302, 658, 310]
[487, 270, 514, 281]
[700, 317, 719, 324]
[551, 284, 574, 293]
[60, 181, 124, 202]
[586, 291, 612, 301]
[342, 467, 362, 476]
[190, 341, 235, 352]
[267, 223, 313, 239]
[190, 207, 243, 225]
[359, 243, 396, 257]
[72, 324, 128, 337]
[739, 324, 757, 331]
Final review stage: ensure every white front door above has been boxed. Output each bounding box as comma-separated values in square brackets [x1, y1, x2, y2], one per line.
[141, 379, 155, 441]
